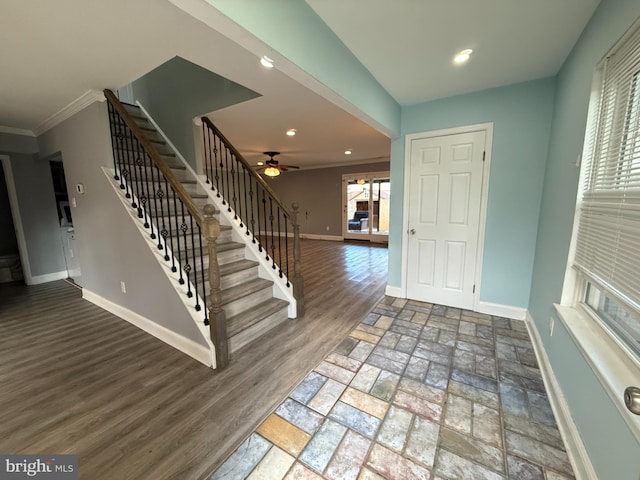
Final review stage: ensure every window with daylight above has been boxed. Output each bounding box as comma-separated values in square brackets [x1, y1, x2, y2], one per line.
[573, 20, 640, 359]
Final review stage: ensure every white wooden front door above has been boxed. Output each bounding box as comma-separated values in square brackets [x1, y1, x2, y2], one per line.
[406, 130, 486, 309]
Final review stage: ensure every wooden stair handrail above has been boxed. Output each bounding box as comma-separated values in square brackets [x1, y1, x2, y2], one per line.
[201, 116, 292, 219]
[106, 89, 230, 368]
[104, 89, 204, 226]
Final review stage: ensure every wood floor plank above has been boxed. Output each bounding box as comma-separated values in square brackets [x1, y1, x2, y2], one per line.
[0, 239, 388, 480]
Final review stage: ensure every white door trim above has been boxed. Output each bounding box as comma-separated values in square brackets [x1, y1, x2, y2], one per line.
[0, 155, 34, 284]
[401, 123, 493, 310]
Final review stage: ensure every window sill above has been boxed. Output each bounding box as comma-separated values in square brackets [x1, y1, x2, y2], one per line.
[554, 304, 640, 443]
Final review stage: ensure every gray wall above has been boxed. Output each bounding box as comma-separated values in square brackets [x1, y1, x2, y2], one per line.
[528, 0, 640, 477]
[37, 101, 208, 347]
[269, 161, 390, 237]
[129, 56, 259, 169]
[0, 132, 67, 278]
[0, 132, 38, 155]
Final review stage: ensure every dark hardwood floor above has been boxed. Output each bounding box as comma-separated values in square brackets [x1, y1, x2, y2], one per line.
[0, 239, 388, 480]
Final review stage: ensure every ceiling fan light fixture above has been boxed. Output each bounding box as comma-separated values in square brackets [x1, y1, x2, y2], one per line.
[264, 166, 280, 177]
[453, 49, 473, 64]
[260, 55, 274, 68]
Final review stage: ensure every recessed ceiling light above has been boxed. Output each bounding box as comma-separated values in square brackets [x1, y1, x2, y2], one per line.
[260, 55, 274, 68]
[257, 161, 264, 166]
[345, 149, 352, 155]
[286, 129, 296, 136]
[454, 49, 473, 64]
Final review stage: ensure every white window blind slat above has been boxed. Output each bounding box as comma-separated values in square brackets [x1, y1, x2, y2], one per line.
[575, 23, 640, 314]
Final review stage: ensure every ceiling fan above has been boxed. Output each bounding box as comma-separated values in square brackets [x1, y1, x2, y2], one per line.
[255, 151, 299, 177]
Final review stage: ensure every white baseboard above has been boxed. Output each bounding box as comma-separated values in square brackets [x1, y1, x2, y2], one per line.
[300, 233, 343, 241]
[525, 312, 597, 480]
[82, 288, 212, 367]
[385, 285, 404, 298]
[476, 300, 527, 320]
[29, 270, 68, 285]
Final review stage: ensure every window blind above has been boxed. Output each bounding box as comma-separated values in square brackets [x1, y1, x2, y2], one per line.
[574, 22, 640, 312]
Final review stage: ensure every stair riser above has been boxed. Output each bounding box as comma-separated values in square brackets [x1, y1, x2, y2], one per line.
[229, 307, 289, 353]
[112, 131, 165, 147]
[217, 246, 245, 265]
[223, 286, 273, 318]
[111, 132, 172, 155]
[114, 154, 183, 171]
[122, 166, 191, 183]
[121, 176, 206, 199]
[145, 200, 208, 216]
[181, 183, 208, 196]
[161, 226, 231, 246]
[186, 260, 256, 286]
[220, 265, 259, 290]
[174, 244, 243, 267]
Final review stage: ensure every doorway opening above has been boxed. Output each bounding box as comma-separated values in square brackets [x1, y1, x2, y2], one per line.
[0, 160, 24, 284]
[343, 172, 390, 243]
[49, 157, 81, 284]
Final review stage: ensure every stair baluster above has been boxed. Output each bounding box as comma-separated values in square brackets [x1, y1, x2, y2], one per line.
[291, 203, 305, 317]
[105, 89, 218, 355]
[200, 117, 305, 317]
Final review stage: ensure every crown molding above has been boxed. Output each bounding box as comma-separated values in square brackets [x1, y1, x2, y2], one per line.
[34, 89, 106, 136]
[0, 125, 35, 137]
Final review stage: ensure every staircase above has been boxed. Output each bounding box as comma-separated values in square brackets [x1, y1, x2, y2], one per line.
[106, 93, 293, 365]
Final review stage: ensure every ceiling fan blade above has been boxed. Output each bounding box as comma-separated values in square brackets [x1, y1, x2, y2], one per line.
[280, 164, 300, 170]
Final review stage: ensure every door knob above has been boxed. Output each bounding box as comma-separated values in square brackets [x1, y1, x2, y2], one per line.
[624, 386, 640, 415]
[410, 229, 416, 235]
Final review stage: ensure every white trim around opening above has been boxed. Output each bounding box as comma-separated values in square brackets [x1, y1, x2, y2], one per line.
[0, 155, 35, 284]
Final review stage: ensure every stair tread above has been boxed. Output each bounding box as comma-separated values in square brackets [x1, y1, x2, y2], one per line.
[219, 259, 259, 276]
[135, 164, 190, 176]
[227, 298, 289, 337]
[155, 213, 226, 225]
[164, 223, 230, 239]
[148, 192, 208, 200]
[112, 145, 177, 157]
[221, 278, 273, 306]
[217, 241, 245, 252]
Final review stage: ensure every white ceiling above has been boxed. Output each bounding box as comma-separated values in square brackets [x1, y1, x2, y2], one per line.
[0, 0, 599, 171]
[306, 0, 600, 105]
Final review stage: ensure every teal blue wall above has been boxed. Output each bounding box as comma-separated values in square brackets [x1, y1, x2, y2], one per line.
[205, 0, 400, 137]
[388, 78, 556, 308]
[129, 56, 259, 169]
[529, 0, 640, 477]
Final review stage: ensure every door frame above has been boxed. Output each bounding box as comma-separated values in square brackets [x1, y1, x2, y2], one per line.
[0, 155, 33, 284]
[342, 171, 390, 243]
[400, 123, 493, 310]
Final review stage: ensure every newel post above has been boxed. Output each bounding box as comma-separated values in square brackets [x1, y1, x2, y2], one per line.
[202, 204, 229, 369]
[291, 202, 305, 318]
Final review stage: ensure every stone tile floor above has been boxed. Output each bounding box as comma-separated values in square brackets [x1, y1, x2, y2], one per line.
[211, 297, 575, 480]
